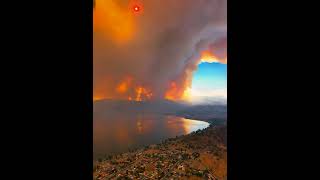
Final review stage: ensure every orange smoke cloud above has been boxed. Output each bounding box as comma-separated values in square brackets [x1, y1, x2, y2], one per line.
[93, 0, 227, 102]
[200, 50, 220, 63]
[165, 82, 186, 101]
[165, 82, 179, 101]
[199, 48, 227, 64]
[165, 79, 192, 101]
[116, 77, 132, 94]
[93, 0, 135, 44]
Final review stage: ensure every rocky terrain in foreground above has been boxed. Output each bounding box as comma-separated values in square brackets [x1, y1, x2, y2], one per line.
[93, 123, 227, 180]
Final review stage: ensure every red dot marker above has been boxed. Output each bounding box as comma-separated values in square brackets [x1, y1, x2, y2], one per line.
[133, 5, 140, 12]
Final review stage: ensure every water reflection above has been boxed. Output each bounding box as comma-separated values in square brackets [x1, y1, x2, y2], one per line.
[93, 113, 209, 159]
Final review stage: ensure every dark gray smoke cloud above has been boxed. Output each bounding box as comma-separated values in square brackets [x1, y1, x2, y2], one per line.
[94, 0, 227, 100]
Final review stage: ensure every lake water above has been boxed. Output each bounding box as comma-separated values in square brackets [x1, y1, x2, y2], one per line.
[93, 113, 209, 159]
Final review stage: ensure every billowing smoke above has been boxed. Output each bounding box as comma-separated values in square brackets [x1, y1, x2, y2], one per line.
[94, 0, 227, 101]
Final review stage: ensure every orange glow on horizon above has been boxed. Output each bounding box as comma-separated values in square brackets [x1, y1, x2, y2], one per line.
[93, 96, 104, 101]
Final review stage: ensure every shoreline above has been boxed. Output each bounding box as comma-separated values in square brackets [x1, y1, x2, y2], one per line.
[94, 115, 221, 161]
[94, 117, 227, 179]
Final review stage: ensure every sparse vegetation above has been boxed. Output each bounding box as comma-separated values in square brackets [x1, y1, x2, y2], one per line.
[93, 124, 227, 179]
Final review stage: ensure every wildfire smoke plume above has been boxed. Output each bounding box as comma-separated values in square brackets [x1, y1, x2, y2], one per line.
[93, 0, 227, 102]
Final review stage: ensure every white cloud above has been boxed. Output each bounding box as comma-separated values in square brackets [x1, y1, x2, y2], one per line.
[189, 88, 227, 105]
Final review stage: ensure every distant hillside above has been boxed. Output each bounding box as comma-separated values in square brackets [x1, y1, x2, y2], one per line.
[94, 99, 227, 123]
[191, 96, 227, 105]
[94, 99, 189, 115]
[174, 104, 227, 121]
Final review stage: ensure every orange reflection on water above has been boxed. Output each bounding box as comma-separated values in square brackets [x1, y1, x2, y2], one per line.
[94, 116, 132, 148]
[180, 118, 209, 134]
[135, 115, 154, 134]
[93, 113, 209, 159]
[166, 116, 209, 134]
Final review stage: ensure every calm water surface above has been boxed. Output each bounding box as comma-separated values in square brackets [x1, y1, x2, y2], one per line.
[93, 113, 209, 159]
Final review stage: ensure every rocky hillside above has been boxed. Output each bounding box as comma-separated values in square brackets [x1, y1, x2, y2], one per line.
[94, 125, 227, 180]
